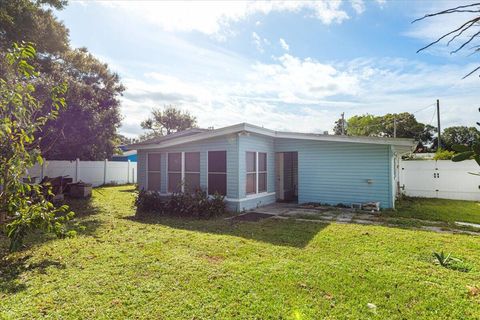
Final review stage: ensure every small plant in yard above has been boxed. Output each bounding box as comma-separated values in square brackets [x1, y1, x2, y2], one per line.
[433, 251, 472, 272]
[134, 188, 226, 219]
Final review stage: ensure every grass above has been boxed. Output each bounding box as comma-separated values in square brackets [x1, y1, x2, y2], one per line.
[386, 197, 480, 225]
[0, 186, 479, 319]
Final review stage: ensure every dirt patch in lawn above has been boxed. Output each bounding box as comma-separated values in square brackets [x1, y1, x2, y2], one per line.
[230, 212, 275, 222]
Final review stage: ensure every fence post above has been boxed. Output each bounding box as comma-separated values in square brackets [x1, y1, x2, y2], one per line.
[75, 158, 80, 182]
[132, 167, 135, 184]
[127, 160, 131, 184]
[103, 159, 108, 185]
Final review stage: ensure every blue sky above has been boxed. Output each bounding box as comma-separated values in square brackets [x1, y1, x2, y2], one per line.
[55, 1, 480, 137]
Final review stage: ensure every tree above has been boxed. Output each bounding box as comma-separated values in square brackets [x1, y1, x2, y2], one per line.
[1, 0, 124, 160]
[344, 113, 434, 146]
[141, 105, 197, 139]
[333, 117, 347, 135]
[442, 126, 480, 151]
[414, 3, 480, 78]
[36, 48, 124, 160]
[1, 43, 74, 251]
[452, 109, 480, 173]
[346, 114, 381, 137]
[0, 0, 69, 54]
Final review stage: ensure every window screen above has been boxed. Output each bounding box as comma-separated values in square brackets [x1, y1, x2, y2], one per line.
[208, 151, 227, 195]
[168, 153, 182, 192]
[185, 152, 200, 192]
[246, 152, 256, 194]
[258, 152, 267, 193]
[147, 153, 161, 191]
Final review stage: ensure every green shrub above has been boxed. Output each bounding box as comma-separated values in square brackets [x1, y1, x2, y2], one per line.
[433, 149, 456, 160]
[134, 189, 226, 219]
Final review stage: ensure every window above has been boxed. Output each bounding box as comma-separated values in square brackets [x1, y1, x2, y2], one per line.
[246, 152, 256, 194]
[147, 153, 161, 191]
[184, 152, 200, 192]
[246, 152, 267, 195]
[208, 151, 227, 196]
[168, 153, 182, 193]
[258, 152, 267, 193]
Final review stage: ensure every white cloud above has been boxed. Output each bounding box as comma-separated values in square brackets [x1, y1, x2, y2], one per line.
[350, 0, 365, 14]
[97, 1, 370, 39]
[118, 53, 480, 138]
[279, 38, 290, 51]
[252, 32, 270, 53]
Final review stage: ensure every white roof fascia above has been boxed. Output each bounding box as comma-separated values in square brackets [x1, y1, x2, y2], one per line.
[131, 122, 417, 150]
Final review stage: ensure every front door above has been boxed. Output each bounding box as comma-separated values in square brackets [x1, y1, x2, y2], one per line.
[275, 152, 298, 202]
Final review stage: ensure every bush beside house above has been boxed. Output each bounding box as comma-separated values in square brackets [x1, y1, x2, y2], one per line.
[135, 189, 226, 219]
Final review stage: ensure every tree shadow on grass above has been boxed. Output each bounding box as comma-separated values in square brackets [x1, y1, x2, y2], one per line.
[0, 254, 65, 294]
[126, 213, 328, 248]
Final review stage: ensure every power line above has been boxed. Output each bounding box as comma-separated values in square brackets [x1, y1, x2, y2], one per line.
[412, 103, 436, 115]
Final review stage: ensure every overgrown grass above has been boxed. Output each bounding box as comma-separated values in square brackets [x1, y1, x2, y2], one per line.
[1, 186, 479, 319]
[387, 197, 480, 225]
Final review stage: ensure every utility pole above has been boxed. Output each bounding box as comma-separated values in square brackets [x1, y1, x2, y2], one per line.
[393, 115, 397, 138]
[437, 99, 441, 150]
[341, 112, 345, 135]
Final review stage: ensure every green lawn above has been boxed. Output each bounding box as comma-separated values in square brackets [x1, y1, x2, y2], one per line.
[387, 197, 480, 225]
[1, 186, 479, 319]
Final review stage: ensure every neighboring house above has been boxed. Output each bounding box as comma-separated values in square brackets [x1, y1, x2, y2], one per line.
[111, 149, 137, 162]
[127, 123, 415, 211]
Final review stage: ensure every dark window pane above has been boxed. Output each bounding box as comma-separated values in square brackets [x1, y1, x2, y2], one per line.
[246, 152, 256, 172]
[258, 153, 267, 172]
[258, 173, 267, 192]
[148, 153, 161, 171]
[185, 173, 200, 192]
[246, 173, 256, 194]
[208, 174, 226, 195]
[148, 172, 161, 191]
[208, 151, 226, 173]
[168, 153, 181, 171]
[185, 152, 200, 172]
[168, 173, 182, 193]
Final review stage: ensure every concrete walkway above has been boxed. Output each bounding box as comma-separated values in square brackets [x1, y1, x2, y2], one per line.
[249, 203, 480, 236]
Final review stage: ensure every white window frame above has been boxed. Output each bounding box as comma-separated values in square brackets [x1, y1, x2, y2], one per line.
[167, 151, 201, 193]
[246, 151, 268, 196]
[146, 152, 162, 191]
[207, 150, 227, 196]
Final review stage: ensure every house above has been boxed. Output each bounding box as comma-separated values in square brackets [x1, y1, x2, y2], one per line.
[111, 149, 137, 162]
[127, 123, 416, 211]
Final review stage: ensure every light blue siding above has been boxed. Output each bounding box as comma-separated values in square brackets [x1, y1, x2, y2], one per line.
[137, 150, 147, 190]
[137, 133, 396, 211]
[275, 138, 393, 208]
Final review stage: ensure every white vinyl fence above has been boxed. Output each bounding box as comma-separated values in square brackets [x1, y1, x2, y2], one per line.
[400, 160, 480, 201]
[25, 159, 136, 187]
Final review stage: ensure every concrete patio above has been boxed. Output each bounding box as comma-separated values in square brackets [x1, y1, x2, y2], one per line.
[245, 202, 480, 236]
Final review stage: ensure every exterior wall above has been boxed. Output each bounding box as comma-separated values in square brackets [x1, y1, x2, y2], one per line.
[237, 133, 276, 210]
[137, 133, 277, 211]
[136, 134, 396, 211]
[275, 138, 394, 208]
[138, 135, 239, 199]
